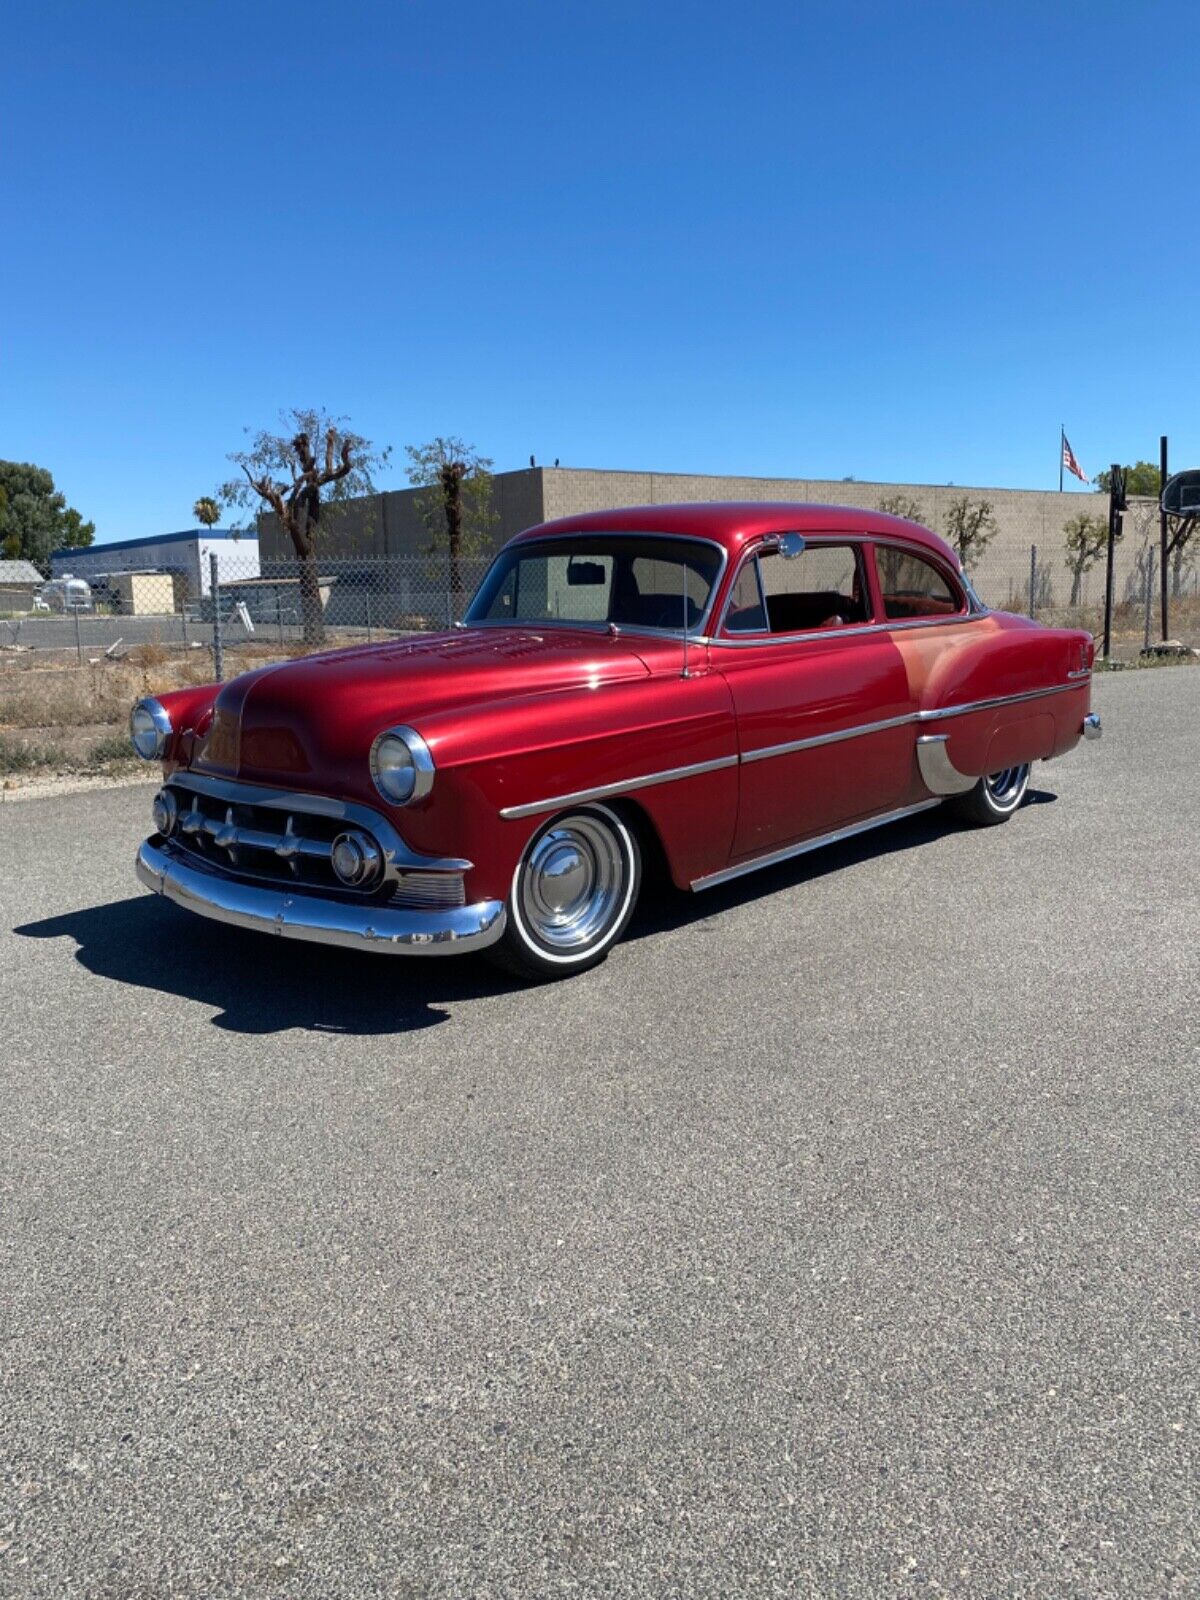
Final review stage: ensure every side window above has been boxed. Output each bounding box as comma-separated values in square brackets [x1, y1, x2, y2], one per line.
[876, 547, 962, 620]
[724, 558, 767, 632]
[756, 543, 869, 633]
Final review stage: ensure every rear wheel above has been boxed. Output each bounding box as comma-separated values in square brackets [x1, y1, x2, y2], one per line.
[489, 803, 642, 980]
[950, 763, 1031, 827]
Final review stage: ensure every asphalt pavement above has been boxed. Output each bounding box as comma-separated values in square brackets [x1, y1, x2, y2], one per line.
[1, 668, 1196, 1599]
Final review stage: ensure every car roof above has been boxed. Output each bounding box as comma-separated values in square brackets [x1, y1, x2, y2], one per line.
[509, 502, 959, 566]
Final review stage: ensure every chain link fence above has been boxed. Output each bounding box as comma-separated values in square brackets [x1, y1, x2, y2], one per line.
[970, 541, 1198, 658]
[2, 540, 1196, 678]
[0, 551, 497, 672]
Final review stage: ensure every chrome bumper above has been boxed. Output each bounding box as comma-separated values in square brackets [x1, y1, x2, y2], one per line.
[135, 837, 506, 956]
[1083, 713, 1102, 740]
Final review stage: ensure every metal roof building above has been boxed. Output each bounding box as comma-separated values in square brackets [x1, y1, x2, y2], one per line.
[49, 528, 259, 596]
[0, 559, 46, 586]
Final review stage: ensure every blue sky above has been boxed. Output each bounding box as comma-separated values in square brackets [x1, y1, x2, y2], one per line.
[3, 0, 1196, 543]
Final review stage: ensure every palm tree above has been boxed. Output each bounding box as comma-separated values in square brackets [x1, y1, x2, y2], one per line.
[193, 496, 221, 531]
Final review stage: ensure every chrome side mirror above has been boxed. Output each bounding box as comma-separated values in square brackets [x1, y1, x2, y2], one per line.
[778, 532, 806, 560]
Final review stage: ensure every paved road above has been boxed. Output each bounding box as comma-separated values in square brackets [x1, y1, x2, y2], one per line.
[2, 670, 1196, 1599]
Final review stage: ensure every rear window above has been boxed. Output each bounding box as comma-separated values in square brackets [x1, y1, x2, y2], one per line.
[876, 547, 963, 620]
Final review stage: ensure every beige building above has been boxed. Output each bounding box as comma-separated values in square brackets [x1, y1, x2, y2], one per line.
[260, 465, 1166, 615]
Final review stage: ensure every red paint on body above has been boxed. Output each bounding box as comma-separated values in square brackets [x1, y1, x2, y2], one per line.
[152, 504, 1095, 903]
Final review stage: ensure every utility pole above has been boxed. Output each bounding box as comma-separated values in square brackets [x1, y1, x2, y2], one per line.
[1160, 434, 1169, 641]
[1102, 464, 1126, 660]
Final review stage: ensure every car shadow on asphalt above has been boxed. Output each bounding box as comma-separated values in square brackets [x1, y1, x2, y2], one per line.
[627, 788, 1056, 942]
[13, 790, 1057, 1036]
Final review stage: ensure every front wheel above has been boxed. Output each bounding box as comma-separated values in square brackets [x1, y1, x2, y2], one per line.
[489, 803, 642, 980]
[950, 763, 1031, 827]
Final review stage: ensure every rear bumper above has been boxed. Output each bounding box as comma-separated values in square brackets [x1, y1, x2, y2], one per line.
[135, 837, 506, 956]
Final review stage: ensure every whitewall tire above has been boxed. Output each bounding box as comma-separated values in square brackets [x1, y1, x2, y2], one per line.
[489, 803, 642, 980]
[951, 764, 1031, 827]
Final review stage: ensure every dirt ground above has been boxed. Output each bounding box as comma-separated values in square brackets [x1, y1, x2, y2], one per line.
[1, 616, 1195, 794]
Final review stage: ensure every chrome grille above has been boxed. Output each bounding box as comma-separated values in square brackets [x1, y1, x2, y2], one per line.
[165, 777, 354, 891]
[155, 772, 473, 904]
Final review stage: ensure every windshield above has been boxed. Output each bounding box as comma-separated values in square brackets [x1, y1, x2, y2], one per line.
[465, 534, 724, 634]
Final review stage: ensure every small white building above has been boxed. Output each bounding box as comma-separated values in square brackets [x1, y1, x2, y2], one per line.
[50, 528, 259, 598]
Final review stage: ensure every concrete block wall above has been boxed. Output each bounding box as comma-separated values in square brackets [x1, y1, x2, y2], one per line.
[539, 467, 1163, 614]
[259, 465, 1187, 619]
[259, 468, 546, 563]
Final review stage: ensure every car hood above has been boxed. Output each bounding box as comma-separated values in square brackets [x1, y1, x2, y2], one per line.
[190, 626, 652, 784]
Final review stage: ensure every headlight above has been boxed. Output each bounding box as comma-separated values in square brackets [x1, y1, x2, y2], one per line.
[369, 725, 435, 805]
[129, 698, 172, 760]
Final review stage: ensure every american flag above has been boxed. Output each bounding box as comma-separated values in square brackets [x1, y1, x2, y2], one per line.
[1062, 433, 1088, 483]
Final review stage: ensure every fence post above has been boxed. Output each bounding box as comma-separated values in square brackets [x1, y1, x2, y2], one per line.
[445, 549, 454, 629]
[1028, 545, 1037, 619]
[180, 581, 189, 649]
[211, 551, 224, 682]
[1143, 546, 1155, 652]
[366, 590, 372, 644]
[74, 603, 83, 666]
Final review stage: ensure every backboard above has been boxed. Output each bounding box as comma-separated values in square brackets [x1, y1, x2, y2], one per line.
[1160, 469, 1200, 517]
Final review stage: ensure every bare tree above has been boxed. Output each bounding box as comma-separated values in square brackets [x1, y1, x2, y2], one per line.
[942, 496, 997, 570]
[219, 409, 389, 646]
[405, 437, 497, 614]
[1168, 518, 1198, 597]
[877, 492, 926, 524]
[1062, 510, 1112, 607]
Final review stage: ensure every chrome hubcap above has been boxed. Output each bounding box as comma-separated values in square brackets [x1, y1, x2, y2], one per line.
[985, 764, 1030, 807]
[519, 814, 626, 951]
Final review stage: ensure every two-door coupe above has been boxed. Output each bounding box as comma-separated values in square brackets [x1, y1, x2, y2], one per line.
[132, 503, 1101, 977]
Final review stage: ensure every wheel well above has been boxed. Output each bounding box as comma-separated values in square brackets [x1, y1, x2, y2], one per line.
[608, 797, 675, 892]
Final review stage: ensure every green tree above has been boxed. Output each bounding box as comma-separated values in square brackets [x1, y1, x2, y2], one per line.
[942, 496, 997, 569]
[1062, 510, 1114, 606]
[1093, 461, 1160, 496]
[193, 495, 221, 531]
[877, 492, 926, 524]
[0, 461, 95, 567]
[219, 409, 390, 646]
[405, 437, 497, 612]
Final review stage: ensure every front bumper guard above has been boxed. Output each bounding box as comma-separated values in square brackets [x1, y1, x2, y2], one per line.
[136, 837, 506, 956]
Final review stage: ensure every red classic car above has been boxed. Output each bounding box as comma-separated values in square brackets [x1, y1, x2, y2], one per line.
[131, 503, 1101, 978]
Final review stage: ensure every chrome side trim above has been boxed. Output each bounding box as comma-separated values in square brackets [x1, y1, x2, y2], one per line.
[136, 838, 505, 956]
[739, 683, 1082, 764]
[165, 772, 471, 876]
[690, 799, 943, 892]
[708, 612, 989, 648]
[915, 734, 977, 795]
[916, 681, 1081, 721]
[500, 681, 1086, 819]
[499, 753, 738, 821]
[742, 711, 914, 764]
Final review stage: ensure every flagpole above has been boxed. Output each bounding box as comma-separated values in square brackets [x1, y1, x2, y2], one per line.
[1059, 425, 1064, 492]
